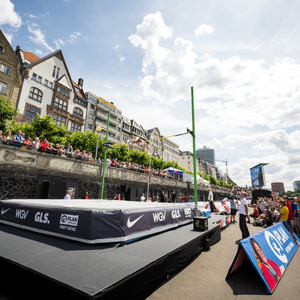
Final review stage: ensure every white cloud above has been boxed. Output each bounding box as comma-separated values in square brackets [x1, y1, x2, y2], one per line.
[35, 49, 43, 56]
[0, 0, 22, 28]
[195, 24, 214, 37]
[114, 44, 119, 51]
[28, 22, 55, 52]
[54, 32, 82, 50]
[3, 32, 13, 44]
[120, 57, 125, 63]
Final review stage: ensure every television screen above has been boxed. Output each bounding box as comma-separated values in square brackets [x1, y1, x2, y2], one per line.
[250, 165, 263, 188]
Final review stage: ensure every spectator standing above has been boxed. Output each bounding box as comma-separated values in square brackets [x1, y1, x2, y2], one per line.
[230, 196, 237, 224]
[271, 207, 280, 222]
[170, 190, 176, 203]
[64, 190, 71, 199]
[83, 192, 89, 199]
[114, 194, 121, 200]
[208, 188, 215, 212]
[239, 192, 250, 240]
[64, 143, 71, 156]
[160, 191, 166, 202]
[275, 200, 289, 223]
[40, 139, 49, 152]
[5, 131, 12, 142]
[289, 197, 299, 236]
[140, 193, 145, 202]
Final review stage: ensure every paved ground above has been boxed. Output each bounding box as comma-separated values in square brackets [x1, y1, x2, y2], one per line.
[147, 210, 300, 300]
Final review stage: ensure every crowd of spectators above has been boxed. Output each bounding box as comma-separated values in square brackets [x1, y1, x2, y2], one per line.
[250, 194, 300, 236]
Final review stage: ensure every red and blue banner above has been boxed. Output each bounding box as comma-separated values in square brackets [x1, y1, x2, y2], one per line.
[226, 222, 300, 294]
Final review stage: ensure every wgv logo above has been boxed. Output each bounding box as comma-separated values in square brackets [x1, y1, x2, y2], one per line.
[153, 212, 166, 222]
[15, 209, 29, 220]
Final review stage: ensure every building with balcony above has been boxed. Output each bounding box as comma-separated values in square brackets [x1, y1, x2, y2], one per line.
[0, 30, 22, 107]
[15, 47, 86, 131]
[162, 137, 180, 163]
[85, 92, 122, 144]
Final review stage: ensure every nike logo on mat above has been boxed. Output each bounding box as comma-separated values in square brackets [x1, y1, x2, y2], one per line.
[127, 215, 144, 228]
[1, 208, 10, 215]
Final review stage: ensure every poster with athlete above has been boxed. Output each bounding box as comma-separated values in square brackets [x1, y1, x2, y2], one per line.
[227, 222, 300, 293]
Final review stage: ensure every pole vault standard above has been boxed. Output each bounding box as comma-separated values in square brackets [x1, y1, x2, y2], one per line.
[190, 87, 200, 214]
[101, 111, 110, 199]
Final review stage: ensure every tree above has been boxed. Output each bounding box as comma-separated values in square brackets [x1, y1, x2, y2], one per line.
[8, 115, 68, 144]
[0, 96, 18, 132]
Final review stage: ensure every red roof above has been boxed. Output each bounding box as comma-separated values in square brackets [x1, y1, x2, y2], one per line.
[73, 80, 85, 98]
[23, 51, 40, 64]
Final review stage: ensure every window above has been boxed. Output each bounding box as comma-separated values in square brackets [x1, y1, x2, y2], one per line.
[57, 86, 61, 93]
[89, 113, 93, 119]
[0, 81, 7, 94]
[73, 107, 83, 118]
[71, 123, 81, 132]
[90, 104, 94, 109]
[0, 64, 5, 72]
[25, 104, 40, 120]
[56, 67, 60, 79]
[61, 88, 65, 95]
[52, 114, 66, 126]
[65, 90, 69, 97]
[88, 124, 92, 130]
[123, 123, 130, 130]
[49, 82, 53, 89]
[52, 66, 56, 77]
[29, 87, 43, 102]
[5, 66, 11, 75]
[38, 76, 42, 83]
[44, 79, 48, 87]
[32, 73, 37, 81]
[53, 97, 68, 110]
[0, 46, 3, 52]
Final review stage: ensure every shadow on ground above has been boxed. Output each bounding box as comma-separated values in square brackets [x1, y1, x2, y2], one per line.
[226, 260, 268, 296]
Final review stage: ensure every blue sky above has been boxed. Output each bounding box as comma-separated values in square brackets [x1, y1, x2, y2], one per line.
[2, 0, 300, 190]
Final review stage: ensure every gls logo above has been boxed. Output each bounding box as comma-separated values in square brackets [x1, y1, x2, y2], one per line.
[15, 209, 29, 219]
[60, 214, 79, 227]
[153, 212, 166, 222]
[172, 210, 181, 219]
[35, 212, 50, 224]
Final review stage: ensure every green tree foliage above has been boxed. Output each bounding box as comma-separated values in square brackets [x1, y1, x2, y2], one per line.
[0, 96, 18, 132]
[8, 115, 68, 144]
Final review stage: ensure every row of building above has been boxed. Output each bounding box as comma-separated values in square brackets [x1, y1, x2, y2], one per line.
[0, 30, 228, 182]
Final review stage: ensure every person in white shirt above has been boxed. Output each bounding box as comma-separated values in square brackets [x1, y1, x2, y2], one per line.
[239, 192, 250, 240]
[64, 190, 71, 199]
[208, 188, 215, 212]
[140, 193, 145, 202]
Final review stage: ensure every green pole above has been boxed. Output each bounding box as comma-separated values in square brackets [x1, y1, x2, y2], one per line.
[191, 87, 198, 205]
[101, 111, 110, 199]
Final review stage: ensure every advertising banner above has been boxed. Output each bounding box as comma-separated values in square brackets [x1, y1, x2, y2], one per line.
[226, 222, 300, 293]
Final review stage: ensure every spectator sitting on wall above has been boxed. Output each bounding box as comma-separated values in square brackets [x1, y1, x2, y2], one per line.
[107, 156, 112, 166]
[5, 131, 12, 142]
[22, 137, 32, 149]
[52, 143, 60, 155]
[87, 151, 93, 162]
[271, 207, 280, 222]
[31, 137, 40, 151]
[12, 130, 24, 147]
[59, 145, 66, 157]
[39, 138, 49, 152]
[64, 143, 71, 156]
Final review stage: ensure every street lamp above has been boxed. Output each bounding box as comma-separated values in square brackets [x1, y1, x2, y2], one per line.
[95, 125, 102, 161]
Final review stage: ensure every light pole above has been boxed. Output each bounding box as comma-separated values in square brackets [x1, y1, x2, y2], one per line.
[95, 125, 101, 161]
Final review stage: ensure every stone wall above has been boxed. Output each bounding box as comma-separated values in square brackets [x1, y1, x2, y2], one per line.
[0, 144, 231, 201]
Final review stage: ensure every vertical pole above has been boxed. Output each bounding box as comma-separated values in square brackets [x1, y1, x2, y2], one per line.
[101, 111, 110, 199]
[95, 132, 99, 161]
[191, 87, 198, 206]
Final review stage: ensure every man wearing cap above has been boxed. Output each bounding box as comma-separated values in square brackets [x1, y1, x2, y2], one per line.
[239, 191, 250, 239]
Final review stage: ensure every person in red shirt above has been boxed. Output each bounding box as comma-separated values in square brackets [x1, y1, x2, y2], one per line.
[283, 195, 293, 228]
[250, 204, 259, 219]
[39, 138, 49, 152]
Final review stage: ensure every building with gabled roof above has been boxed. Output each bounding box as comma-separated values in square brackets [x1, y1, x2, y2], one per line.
[0, 29, 22, 107]
[15, 47, 87, 132]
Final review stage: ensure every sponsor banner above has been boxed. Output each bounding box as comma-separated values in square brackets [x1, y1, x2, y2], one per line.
[214, 202, 225, 213]
[1, 202, 193, 243]
[227, 222, 300, 294]
[0, 202, 92, 240]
